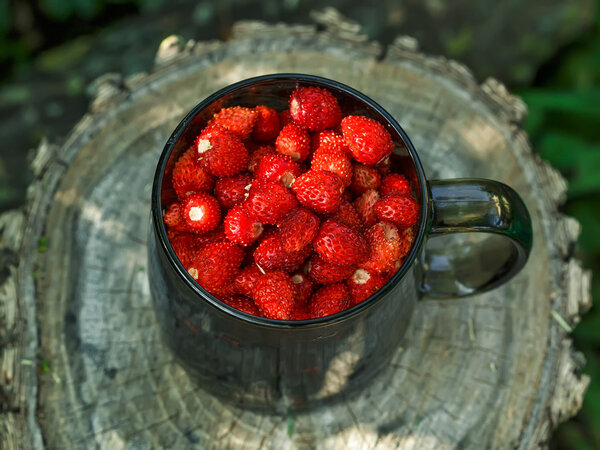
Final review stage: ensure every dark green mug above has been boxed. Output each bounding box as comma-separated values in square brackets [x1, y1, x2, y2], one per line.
[148, 74, 532, 412]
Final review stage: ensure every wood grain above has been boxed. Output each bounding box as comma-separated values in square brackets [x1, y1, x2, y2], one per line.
[0, 13, 590, 449]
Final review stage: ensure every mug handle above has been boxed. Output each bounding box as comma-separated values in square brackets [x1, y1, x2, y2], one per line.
[418, 179, 533, 298]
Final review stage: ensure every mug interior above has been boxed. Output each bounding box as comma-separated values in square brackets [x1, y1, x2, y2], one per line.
[152, 74, 429, 326]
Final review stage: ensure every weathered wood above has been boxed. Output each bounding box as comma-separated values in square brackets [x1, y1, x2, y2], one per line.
[0, 13, 591, 449]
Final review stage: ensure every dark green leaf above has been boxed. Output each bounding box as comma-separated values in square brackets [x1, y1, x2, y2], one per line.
[0, 0, 11, 36]
[520, 89, 600, 118]
[537, 133, 600, 196]
[39, 0, 75, 21]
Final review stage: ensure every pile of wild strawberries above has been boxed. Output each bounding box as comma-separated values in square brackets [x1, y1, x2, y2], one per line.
[162, 86, 420, 320]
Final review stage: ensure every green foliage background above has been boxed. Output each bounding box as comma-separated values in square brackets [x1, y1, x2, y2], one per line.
[516, 5, 600, 448]
[0, 0, 598, 447]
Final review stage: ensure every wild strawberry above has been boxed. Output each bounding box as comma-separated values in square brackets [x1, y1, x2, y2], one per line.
[375, 156, 392, 177]
[306, 253, 355, 284]
[195, 227, 228, 247]
[311, 146, 353, 187]
[255, 154, 302, 188]
[170, 232, 202, 268]
[214, 172, 253, 210]
[309, 284, 351, 318]
[182, 192, 221, 233]
[374, 195, 419, 228]
[347, 268, 387, 305]
[354, 189, 380, 227]
[311, 130, 350, 157]
[171, 147, 215, 199]
[167, 229, 183, 241]
[280, 109, 292, 127]
[313, 219, 369, 266]
[254, 234, 311, 272]
[341, 115, 394, 165]
[163, 203, 188, 232]
[291, 169, 344, 214]
[222, 294, 261, 316]
[205, 282, 237, 298]
[398, 226, 415, 260]
[277, 207, 320, 252]
[252, 271, 296, 320]
[234, 264, 264, 297]
[351, 164, 381, 195]
[207, 106, 257, 140]
[253, 105, 280, 142]
[332, 200, 363, 231]
[289, 87, 341, 131]
[248, 144, 276, 173]
[380, 174, 412, 197]
[291, 303, 311, 320]
[224, 204, 263, 246]
[275, 123, 311, 162]
[189, 241, 245, 294]
[195, 126, 249, 177]
[291, 272, 314, 305]
[360, 222, 402, 274]
[244, 181, 298, 224]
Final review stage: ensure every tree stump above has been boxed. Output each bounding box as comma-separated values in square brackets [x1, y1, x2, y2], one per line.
[0, 14, 592, 449]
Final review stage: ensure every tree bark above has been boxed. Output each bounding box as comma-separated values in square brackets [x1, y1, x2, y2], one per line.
[0, 13, 591, 449]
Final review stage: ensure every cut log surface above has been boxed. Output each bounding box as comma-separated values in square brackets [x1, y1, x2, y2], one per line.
[0, 13, 592, 450]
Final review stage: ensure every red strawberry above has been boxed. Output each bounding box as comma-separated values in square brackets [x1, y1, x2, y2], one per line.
[313, 219, 369, 266]
[398, 226, 416, 260]
[224, 204, 264, 246]
[252, 271, 296, 320]
[189, 241, 244, 294]
[207, 106, 257, 140]
[351, 164, 381, 195]
[291, 169, 344, 214]
[254, 234, 311, 273]
[222, 294, 261, 316]
[341, 115, 394, 165]
[163, 203, 188, 232]
[360, 222, 403, 274]
[277, 207, 320, 252]
[171, 147, 215, 199]
[279, 109, 292, 127]
[375, 156, 392, 177]
[291, 303, 311, 320]
[354, 189, 380, 227]
[248, 144, 276, 173]
[234, 264, 264, 297]
[374, 195, 419, 228]
[275, 123, 311, 162]
[255, 154, 302, 188]
[170, 232, 202, 268]
[195, 227, 228, 247]
[291, 272, 314, 305]
[380, 174, 412, 197]
[244, 181, 298, 224]
[214, 172, 253, 210]
[195, 126, 249, 177]
[182, 193, 221, 233]
[167, 229, 183, 241]
[309, 284, 351, 318]
[347, 268, 387, 305]
[306, 253, 355, 284]
[311, 130, 350, 157]
[253, 105, 280, 142]
[289, 87, 341, 131]
[332, 200, 363, 231]
[311, 146, 353, 187]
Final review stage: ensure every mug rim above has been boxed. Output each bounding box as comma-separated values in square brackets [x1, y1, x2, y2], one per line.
[151, 73, 429, 328]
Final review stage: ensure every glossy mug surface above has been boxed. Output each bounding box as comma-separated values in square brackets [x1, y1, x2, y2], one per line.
[148, 74, 532, 412]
